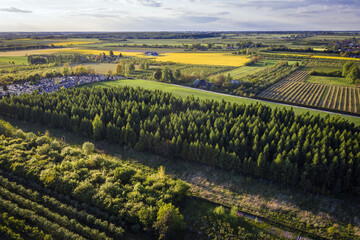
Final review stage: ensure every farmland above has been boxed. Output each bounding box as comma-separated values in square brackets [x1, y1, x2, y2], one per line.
[221, 60, 279, 79]
[258, 70, 360, 114]
[0, 56, 28, 66]
[81, 79, 360, 125]
[306, 75, 355, 86]
[2, 84, 360, 240]
[151, 53, 250, 66]
[0, 48, 251, 67]
[1, 31, 360, 240]
[59, 50, 251, 66]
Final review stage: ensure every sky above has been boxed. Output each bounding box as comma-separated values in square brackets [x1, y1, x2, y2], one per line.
[0, 0, 359, 31]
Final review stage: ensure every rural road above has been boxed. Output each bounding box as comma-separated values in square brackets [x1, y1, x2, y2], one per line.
[166, 82, 360, 119]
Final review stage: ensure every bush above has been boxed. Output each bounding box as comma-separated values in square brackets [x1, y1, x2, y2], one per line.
[50, 140, 61, 151]
[113, 167, 136, 184]
[82, 142, 95, 155]
[13, 129, 26, 139]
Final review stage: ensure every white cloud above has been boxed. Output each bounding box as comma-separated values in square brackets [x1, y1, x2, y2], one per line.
[0, 0, 359, 31]
[0, 7, 32, 13]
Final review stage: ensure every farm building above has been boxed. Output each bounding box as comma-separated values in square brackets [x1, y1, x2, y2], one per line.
[193, 79, 213, 89]
[145, 51, 159, 56]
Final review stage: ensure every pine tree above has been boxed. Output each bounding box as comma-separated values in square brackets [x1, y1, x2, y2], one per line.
[92, 114, 105, 140]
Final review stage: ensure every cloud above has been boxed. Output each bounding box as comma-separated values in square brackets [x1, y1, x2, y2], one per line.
[217, 11, 230, 16]
[0, 7, 32, 13]
[220, 0, 360, 11]
[75, 13, 120, 18]
[183, 16, 219, 23]
[69, 8, 127, 19]
[130, 0, 162, 7]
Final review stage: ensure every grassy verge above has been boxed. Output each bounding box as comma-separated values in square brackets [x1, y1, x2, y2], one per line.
[81, 79, 360, 125]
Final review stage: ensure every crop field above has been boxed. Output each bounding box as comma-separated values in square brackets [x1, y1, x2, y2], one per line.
[35, 49, 251, 66]
[258, 70, 360, 114]
[0, 48, 73, 57]
[0, 56, 28, 65]
[75, 63, 118, 74]
[152, 53, 250, 66]
[306, 75, 355, 87]
[1, 38, 99, 46]
[221, 60, 279, 79]
[81, 79, 360, 125]
[0, 48, 252, 66]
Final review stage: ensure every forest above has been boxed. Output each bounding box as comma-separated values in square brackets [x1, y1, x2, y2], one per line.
[0, 118, 283, 240]
[0, 86, 359, 197]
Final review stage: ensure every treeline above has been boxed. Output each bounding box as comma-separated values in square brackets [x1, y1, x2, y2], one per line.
[0, 44, 54, 52]
[28, 54, 88, 65]
[265, 46, 315, 53]
[0, 120, 189, 239]
[1, 87, 360, 196]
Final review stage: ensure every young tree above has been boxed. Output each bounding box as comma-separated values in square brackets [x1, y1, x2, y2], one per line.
[115, 63, 124, 75]
[173, 69, 181, 81]
[129, 63, 135, 72]
[161, 67, 173, 83]
[153, 69, 162, 81]
[82, 142, 95, 155]
[62, 63, 71, 76]
[214, 74, 226, 87]
[92, 114, 104, 140]
[153, 203, 185, 240]
[74, 65, 87, 76]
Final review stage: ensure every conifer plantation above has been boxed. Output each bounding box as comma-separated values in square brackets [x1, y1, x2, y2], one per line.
[1, 86, 359, 196]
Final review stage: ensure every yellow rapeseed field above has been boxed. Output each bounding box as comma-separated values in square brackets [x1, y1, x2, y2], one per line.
[54, 49, 249, 66]
[153, 53, 250, 66]
[1, 47, 250, 66]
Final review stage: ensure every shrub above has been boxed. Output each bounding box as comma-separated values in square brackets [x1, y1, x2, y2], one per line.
[113, 167, 136, 184]
[82, 142, 95, 155]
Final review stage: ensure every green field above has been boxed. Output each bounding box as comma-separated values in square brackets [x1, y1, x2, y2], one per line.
[306, 75, 355, 86]
[221, 60, 278, 79]
[303, 66, 342, 72]
[81, 79, 360, 125]
[0, 56, 28, 65]
[222, 60, 301, 80]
